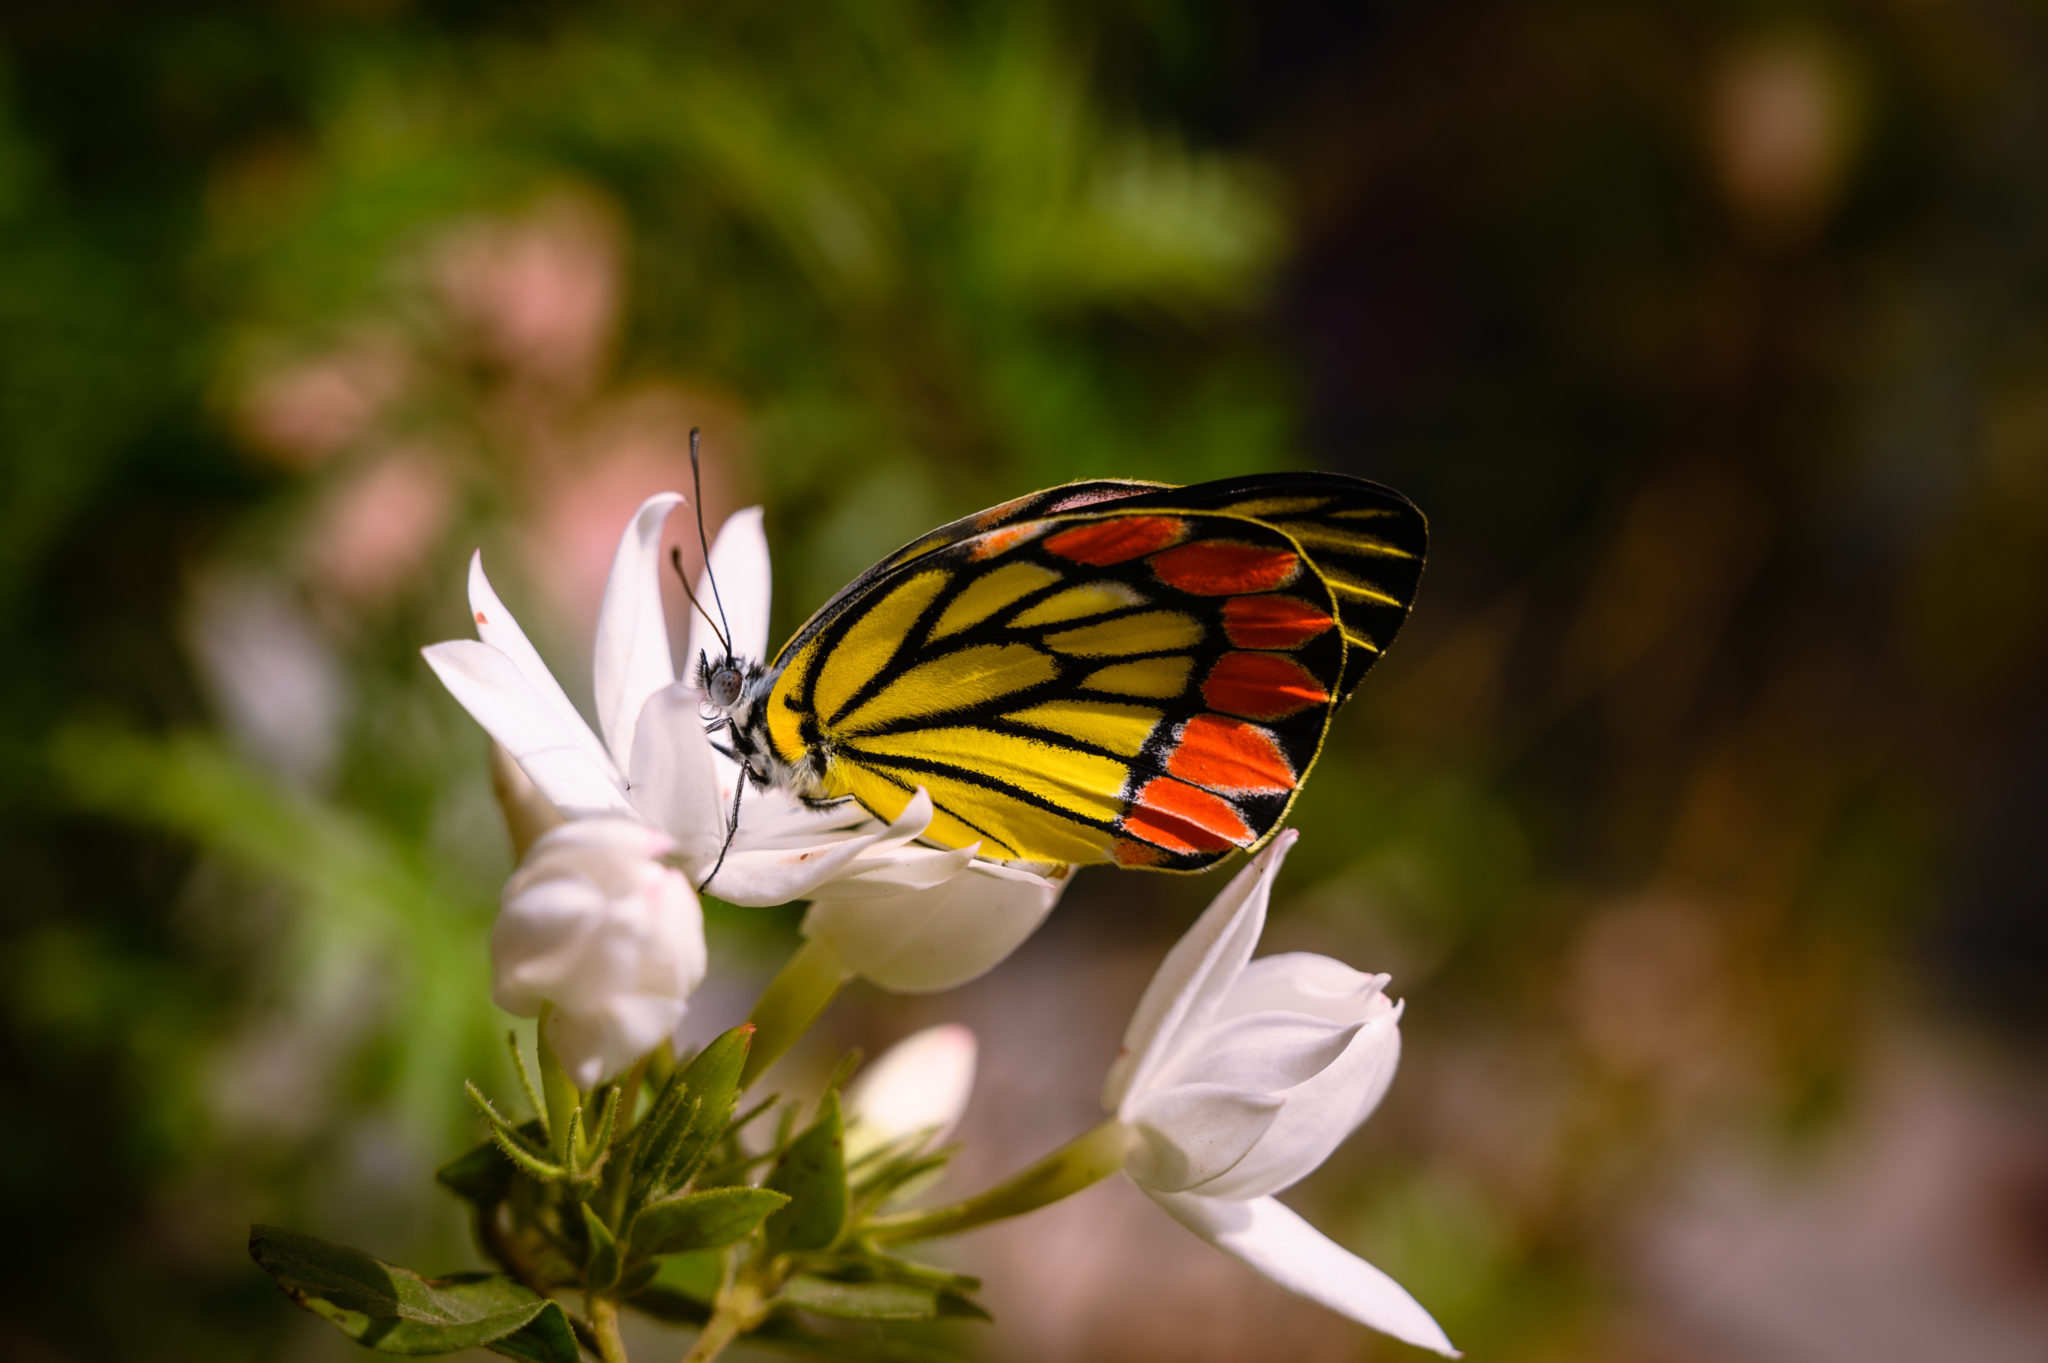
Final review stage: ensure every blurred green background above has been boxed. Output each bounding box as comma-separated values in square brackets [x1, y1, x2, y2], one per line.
[4, 2, 2046, 1360]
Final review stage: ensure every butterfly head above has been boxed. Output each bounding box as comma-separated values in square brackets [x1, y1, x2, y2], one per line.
[702, 654, 747, 710]
[696, 649, 791, 788]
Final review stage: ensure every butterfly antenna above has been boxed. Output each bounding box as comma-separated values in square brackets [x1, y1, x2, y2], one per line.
[669, 547, 730, 656]
[698, 776, 746, 894]
[689, 427, 735, 656]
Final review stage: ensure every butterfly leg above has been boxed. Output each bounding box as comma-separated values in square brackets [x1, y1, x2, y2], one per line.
[697, 774, 747, 895]
[797, 793, 859, 812]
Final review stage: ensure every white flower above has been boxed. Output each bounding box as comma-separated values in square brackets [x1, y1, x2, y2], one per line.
[423, 493, 1065, 986]
[494, 818, 707, 1088]
[843, 1024, 978, 1161]
[1104, 831, 1456, 1356]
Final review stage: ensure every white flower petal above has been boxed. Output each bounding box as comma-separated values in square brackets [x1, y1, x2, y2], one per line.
[687, 507, 772, 669]
[592, 492, 684, 773]
[465, 552, 617, 779]
[1199, 1007, 1402, 1200]
[803, 842, 982, 899]
[696, 789, 936, 907]
[423, 641, 635, 818]
[1122, 1083, 1284, 1193]
[1105, 831, 1296, 1113]
[625, 683, 726, 864]
[1154, 1010, 1363, 1095]
[803, 858, 1068, 993]
[1220, 953, 1389, 1025]
[1149, 1193, 1457, 1357]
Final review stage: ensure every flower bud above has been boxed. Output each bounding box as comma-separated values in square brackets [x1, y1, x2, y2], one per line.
[844, 1024, 978, 1161]
[493, 818, 706, 1088]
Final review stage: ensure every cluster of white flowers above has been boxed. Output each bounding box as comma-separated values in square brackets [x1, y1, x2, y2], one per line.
[425, 494, 1453, 1355]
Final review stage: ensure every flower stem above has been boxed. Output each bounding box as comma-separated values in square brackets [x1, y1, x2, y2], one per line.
[867, 1119, 1131, 1244]
[680, 1282, 762, 1363]
[588, 1293, 630, 1363]
[739, 936, 850, 1090]
[535, 1006, 582, 1165]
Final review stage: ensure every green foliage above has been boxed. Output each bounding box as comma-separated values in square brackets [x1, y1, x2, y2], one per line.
[248, 1226, 579, 1363]
[628, 1186, 790, 1258]
[765, 1091, 850, 1257]
[629, 1025, 751, 1209]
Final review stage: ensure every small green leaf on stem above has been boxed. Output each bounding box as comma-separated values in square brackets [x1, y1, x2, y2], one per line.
[627, 1186, 790, 1258]
[580, 1203, 620, 1292]
[248, 1224, 579, 1363]
[765, 1091, 848, 1257]
[632, 1024, 752, 1205]
[507, 1031, 549, 1140]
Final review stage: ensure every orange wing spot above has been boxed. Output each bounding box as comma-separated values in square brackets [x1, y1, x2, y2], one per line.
[474, 610, 488, 624]
[1167, 714, 1296, 795]
[1123, 777, 1253, 854]
[970, 523, 1046, 560]
[1112, 837, 1172, 867]
[1044, 516, 1186, 566]
[1151, 541, 1300, 595]
[1222, 595, 1334, 648]
[1202, 652, 1331, 720]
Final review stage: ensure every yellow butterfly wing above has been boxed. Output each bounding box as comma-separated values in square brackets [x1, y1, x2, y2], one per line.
[764, 473, 1425, 870]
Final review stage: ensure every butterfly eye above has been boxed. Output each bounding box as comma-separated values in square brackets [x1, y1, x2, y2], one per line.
[707, 666, 744, 709]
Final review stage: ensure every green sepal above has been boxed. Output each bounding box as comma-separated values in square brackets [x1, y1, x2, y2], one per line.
[248, 1225, 578, 1362]
[579, 1203, 620, 1292]
[627, 1185, 790, 1258]
[765, 1091, 848, 1257]
[630, 1025, 751, 1207]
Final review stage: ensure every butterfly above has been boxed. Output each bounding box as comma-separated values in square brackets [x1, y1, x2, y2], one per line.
[695, 470, 1425, 874]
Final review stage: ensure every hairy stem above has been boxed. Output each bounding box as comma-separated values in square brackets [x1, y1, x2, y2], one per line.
[679, 1282, 762, 1363]
[739, 936, 850, 1090]
[589, 1293, 630, 1363]
[868, 1119, 1131, 1244]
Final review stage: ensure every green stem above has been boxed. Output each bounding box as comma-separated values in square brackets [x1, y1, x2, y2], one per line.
[679, 1283, 761, 1363]
[536, 1006, 583, 1166]
[588, 1293, 630, 1363]
[739, 936, 850, 1090]
[867, 1119, 1131, 1244]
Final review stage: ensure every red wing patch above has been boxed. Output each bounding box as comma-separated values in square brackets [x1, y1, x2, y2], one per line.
[1150, 540, 1300, 595]
[1166, 714, 1296, 795]
[1045, 516, 1187, 566]
[1222, 595, 1335, 648]
[1123, 777, 1254, 854]
[1201, 652, 1331, 720]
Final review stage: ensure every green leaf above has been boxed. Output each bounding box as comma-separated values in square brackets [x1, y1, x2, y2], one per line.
[628, 1185, 790, 1258]
[630, 1025, 752, 1205]
[625, 1251, 719, 1324]
[764, 1091, 847, 1256]
[248, 1225, 578, 1362]
[436, 1132, 522, 1207]
[580, 1203, 620, 1292]
[777, 1275, 939, 1321]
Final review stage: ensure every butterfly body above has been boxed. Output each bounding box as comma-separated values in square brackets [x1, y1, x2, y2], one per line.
[702, 473, 1425, 872]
